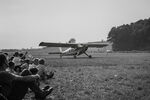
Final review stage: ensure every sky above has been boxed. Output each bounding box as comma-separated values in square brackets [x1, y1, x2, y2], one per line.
[0, 0, 150, 49]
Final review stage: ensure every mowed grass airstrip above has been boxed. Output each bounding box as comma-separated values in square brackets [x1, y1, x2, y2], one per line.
[23, 51, 150, 100]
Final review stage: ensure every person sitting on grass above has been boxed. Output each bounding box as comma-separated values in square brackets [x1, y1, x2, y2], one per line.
[19, 51, 28, 60]
[4, 53, 9, 61]
[6, 62, 15, 73]
[12, 52, 21, 66]
[37, 59, 54, 81]
[21, 59, 30, 70]
[29, 58, 39, 69]
[0, 54, 53, 100]
[14, 65, 22, 75]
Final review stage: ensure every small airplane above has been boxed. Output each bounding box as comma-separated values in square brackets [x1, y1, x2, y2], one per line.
[39, 41, 109, 58]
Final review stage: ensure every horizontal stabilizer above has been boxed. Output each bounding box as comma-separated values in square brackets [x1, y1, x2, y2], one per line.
[87, 42, 109, 47]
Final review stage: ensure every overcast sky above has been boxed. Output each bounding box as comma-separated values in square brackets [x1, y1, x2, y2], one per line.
[0, 0, 150, 49]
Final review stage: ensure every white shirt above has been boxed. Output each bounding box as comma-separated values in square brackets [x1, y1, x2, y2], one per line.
[29, 64, 38, 69]
[12, 57, 21, 66]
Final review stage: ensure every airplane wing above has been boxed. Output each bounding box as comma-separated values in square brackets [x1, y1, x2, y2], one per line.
[39, 42, 109, 48]
[39, 42, 78, 48]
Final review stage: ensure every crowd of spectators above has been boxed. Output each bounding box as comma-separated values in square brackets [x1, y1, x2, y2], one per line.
[0, 51, 54, 100]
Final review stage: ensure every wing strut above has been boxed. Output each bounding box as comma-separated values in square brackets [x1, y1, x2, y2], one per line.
[84, 52, 92, 58]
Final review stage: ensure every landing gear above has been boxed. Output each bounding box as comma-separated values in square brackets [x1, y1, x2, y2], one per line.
[84, 52, 92, 58]
[88, 55, 92, 58]
[74, 55, 77, 59]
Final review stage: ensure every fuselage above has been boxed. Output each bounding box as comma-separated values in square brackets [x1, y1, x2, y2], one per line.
[61, 46, 88, 56]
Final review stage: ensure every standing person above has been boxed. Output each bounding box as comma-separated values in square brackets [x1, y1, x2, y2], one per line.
[0, 54, 53, 100]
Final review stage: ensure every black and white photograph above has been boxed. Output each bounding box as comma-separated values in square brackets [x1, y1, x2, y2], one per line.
[0, 0, 150, 100]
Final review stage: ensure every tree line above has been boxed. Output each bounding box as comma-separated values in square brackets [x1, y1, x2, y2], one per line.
[107, 18, 150, 51]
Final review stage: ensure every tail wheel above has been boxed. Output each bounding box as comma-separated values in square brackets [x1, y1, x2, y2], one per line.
[74, 55, 77, 59]
[60, 55, 62, 58]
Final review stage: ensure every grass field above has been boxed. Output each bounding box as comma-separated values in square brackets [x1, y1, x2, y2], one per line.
[23, 52, 150, 100]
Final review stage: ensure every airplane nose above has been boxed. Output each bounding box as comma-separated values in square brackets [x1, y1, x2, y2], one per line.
[39, 42, 44, 46]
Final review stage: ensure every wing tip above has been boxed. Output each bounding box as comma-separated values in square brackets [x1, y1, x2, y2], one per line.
[39, 42, 44, 46]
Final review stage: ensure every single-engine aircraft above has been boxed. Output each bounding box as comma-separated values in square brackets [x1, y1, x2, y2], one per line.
[39, 41, 109, 58]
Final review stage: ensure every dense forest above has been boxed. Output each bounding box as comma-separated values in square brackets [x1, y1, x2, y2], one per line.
[107, 18, 150, 51]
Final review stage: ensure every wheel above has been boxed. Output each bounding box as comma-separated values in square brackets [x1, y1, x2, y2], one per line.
[88, 55, 92, 58]
[74, 55, 77, 59]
